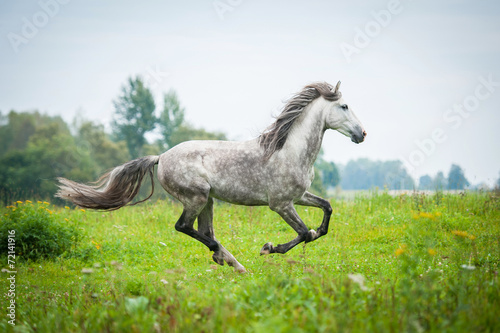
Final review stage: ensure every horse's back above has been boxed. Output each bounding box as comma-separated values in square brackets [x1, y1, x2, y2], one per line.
[157, 139, 269, 205]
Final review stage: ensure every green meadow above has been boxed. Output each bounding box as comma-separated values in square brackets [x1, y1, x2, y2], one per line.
[1, 191, 499, 332]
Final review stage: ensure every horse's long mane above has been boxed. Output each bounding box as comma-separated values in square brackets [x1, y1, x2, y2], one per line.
[259, 82, 342, 160]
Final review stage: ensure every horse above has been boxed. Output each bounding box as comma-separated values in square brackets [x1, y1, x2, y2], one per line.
[56, 81, 366, 273]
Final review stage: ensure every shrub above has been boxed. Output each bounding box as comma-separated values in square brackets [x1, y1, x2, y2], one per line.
[0, 201, 80, 260]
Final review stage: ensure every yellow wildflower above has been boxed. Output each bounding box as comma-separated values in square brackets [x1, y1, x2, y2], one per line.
[412, 211, 439, 220]
[395, 248, 405, 256]
[419, 212, 435, 220]
[26, 200, 32, 204]
[6, 206, 14, 209]
[65, 206, 70, 210]
[428, 248, 436, 256]
[37, 201, 42, 204]
[395, 244, 407, 256]
[451, 230, 476, 240]
[451, 230, 468, 238]
[91, 240, 101, 250]
[16, 201, 23, 204]
[80, 209, 86, 213]
[43, 201, 50, 205]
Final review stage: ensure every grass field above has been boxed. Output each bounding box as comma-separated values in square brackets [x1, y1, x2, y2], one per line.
[1, 191, 499, 332]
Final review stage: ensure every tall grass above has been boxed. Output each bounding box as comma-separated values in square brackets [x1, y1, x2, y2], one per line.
[1, 191, 499, 332]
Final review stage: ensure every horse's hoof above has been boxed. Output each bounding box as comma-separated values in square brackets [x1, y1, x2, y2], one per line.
[305, 229, 318, 243]
[235, 266, 247, 274]
[225, 258, 246, 273]
[260, 242, 274, 255]
[212, 252, 224, 266]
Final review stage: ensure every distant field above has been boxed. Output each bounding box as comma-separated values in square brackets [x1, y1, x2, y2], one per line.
[1, 191, 499, 332]
[328, 189, 470, 200]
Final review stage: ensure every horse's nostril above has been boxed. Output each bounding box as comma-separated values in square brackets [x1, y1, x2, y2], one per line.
[362, 130, 367, 137]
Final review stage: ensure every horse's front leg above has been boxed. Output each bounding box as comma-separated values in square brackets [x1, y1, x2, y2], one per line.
[197, 197, 246, 273]
[260, 201, 317, 255]
[296, 191, 333, 240]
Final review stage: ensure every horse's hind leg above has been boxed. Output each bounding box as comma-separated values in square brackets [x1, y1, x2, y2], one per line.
[197, 197, 220, 264]
[173, 190, 222, 255]
[175, 207, 220, 253]
[197, 197, 246, 273]
[197, 197, 215, 239]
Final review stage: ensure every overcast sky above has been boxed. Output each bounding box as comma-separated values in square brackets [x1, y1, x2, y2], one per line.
[1, 0, 499, 186]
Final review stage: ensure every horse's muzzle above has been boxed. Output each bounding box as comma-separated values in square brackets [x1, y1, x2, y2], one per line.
[351, 129, 367, 144]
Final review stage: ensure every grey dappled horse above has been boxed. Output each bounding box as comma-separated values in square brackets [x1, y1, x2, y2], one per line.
[56, 81, 366, 273]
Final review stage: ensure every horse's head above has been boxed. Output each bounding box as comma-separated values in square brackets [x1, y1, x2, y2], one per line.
[324, 81, 366, 144]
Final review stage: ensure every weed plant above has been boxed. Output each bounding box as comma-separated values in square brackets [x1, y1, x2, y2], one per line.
[0, 201, 80, 261]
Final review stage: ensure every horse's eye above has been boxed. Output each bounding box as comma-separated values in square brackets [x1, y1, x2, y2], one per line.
[341, 104, 348, 110]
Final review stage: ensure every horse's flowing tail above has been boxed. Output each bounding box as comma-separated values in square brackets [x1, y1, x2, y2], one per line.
[56, 155, 160, 210]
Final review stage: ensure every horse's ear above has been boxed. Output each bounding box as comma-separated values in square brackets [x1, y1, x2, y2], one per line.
[333, 81, 341, 93]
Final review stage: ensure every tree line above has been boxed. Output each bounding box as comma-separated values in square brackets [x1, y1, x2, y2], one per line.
[339, 159, 475, 191]
[417, 165, 470, 191]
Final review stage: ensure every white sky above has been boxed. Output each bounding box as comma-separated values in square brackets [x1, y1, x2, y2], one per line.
[1, 0, 499, 186]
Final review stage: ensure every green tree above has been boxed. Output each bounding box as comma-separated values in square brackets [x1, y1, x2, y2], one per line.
[0, 111, 56, 157]
[419, 175, 433, 190]
[0, 115, 95, 204]
[447, 164, 470, 190]
[309, 168, 326, 197]
[112, 76, 156, 158]
[169, 124, 227, 148]
[383, 161, 414, 190]
[313, 150, 340, 192]
[76, 120, 130, 175]
[340, 158, 414, 190]
[433, 171, 446, 191]
[158, 90, 185, 149]
[318, 161, 340, 189]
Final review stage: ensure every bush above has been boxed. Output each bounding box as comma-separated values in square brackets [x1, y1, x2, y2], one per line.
[0, 200, 80, 260]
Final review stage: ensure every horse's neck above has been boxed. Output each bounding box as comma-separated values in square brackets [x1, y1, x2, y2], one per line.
[282, 100, 325, 169]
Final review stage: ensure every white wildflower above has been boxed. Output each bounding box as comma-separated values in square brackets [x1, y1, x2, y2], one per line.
[348, 273, 370, 291]
[461, 264, 476, 270]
